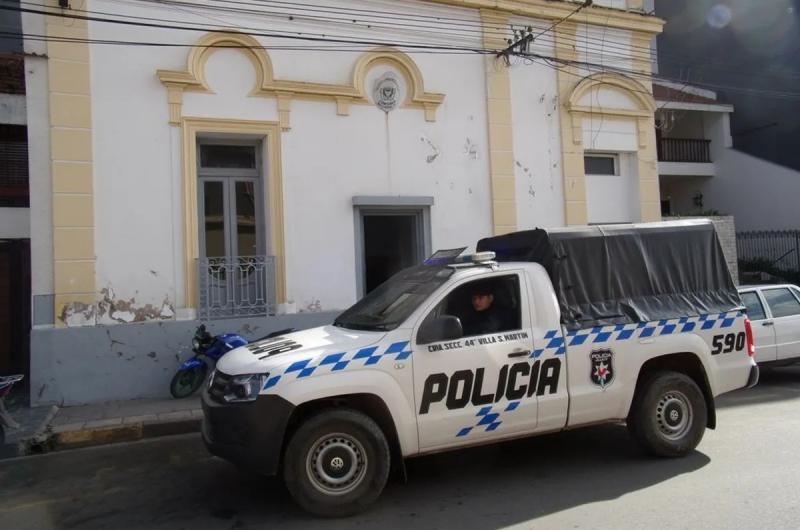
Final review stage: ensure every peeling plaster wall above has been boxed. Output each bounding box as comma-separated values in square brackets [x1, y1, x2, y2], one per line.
[88, 0, 493, 315]
[508, 18, 564, 229]
[30, 311, 338, 405]
[89, 5, 181, 317]
[282, 66, 492, 310]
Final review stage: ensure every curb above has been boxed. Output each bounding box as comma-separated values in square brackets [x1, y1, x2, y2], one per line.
[50, 417, 202, 452]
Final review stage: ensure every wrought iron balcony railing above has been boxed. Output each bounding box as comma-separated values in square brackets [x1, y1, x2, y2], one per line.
[658, 138, 712, 163]
[198, 255, 276, 319]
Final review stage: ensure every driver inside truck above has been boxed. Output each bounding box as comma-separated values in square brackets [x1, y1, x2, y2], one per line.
[461, 281, 504, 336]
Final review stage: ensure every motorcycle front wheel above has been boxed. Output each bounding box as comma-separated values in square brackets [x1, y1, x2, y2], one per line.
[170, 364, 209, 399]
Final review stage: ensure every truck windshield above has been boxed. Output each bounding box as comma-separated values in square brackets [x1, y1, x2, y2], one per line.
[334, 265, 454, 332]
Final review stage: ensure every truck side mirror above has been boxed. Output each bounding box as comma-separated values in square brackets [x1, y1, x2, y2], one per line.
[417, 315, 463, 345]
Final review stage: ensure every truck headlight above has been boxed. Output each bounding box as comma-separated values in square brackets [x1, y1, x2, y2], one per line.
[223, 373, 266, 403]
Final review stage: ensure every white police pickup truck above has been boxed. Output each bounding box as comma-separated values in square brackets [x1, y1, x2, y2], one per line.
[202, 220, 758, 517]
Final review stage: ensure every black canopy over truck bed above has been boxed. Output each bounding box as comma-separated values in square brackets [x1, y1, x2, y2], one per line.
[477, 220, 741, 330]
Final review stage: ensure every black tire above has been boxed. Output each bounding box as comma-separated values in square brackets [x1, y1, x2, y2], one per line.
[169, 364, 208, 399]
[283, 408, 391, 517]
[628, 370, 707, 457]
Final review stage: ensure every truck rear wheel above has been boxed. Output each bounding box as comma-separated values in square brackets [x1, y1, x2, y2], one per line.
[628, 371, 707, 457]
[283, 408, 390, 517]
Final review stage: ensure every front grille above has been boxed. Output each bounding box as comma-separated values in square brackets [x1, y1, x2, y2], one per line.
[209, 370, 232, 403]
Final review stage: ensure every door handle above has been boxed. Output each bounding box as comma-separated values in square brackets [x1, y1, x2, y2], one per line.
[762, 321, 774, 327]
[508, 351, 529, 358]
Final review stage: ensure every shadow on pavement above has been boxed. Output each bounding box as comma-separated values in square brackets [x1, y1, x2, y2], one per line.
[718, 365, 800, 409]
[1, 422, 710, 530]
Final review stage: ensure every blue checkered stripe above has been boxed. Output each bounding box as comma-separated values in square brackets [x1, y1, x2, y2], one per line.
[262, 341, 412, 390]
[531, 329, 567, 358]
[456, 401, 521, 437]
[561, 311, 745, 350]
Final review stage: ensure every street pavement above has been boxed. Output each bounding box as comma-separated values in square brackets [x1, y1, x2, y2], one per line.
[2, 366, 800, 530]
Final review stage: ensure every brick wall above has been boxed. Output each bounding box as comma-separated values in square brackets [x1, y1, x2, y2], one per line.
[665, 215, 739, 284]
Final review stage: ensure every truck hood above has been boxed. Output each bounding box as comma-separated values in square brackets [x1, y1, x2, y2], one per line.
[215, 325, 387, 376]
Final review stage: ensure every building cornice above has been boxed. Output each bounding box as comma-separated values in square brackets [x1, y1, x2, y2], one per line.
[424, 0, 665, 35]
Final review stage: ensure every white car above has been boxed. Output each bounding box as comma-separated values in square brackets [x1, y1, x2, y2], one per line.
[738, 284, 800, 364]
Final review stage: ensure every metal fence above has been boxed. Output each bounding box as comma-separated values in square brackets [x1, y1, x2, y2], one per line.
[658, 138, 712, 163]
[737, 231, 800, 273]
[198, 255, 276, 319]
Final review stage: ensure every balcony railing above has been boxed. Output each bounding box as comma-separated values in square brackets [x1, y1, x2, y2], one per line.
[658, 138, 712, 163]
[198, 255, 276, 319]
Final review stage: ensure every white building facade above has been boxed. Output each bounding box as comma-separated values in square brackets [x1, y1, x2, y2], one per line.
[655, 81, 800, 232]
[22, 0, 664, 404]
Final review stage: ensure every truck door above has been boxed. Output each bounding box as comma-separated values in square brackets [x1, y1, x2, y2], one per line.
[412, 272, 539, 451]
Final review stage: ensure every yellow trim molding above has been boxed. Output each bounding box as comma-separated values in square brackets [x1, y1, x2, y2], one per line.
[481, 10, 517, 235]
[559, 67, 661, 224]
[181, 118, 287, 308]
[46, 0, 97, 327]
[158, 32, 445, 128]
[568, 72, 657, 114]
[554, 22, 587, 226]
[566, 72, 657, 148]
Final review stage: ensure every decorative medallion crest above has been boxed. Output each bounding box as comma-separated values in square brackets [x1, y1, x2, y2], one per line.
[373, 72, 400, 113]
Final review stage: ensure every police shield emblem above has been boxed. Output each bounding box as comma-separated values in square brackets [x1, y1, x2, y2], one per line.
[590, 349, 614, 389]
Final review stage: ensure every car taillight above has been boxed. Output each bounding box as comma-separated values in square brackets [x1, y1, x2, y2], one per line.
[744, 318, 755, 357]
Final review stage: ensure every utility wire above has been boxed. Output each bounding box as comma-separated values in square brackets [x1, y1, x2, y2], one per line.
[25, 0, 662, 70]
[516, 51, 800, 100]
[137, 0, 655, 57]
[7, 2, 800, 99]
[1, 3, 493, 52]
[0, 30, 488, 53]
[528, 0, 592, 42]
[137, 0, 800, 82]
[18, 0, 670, 69]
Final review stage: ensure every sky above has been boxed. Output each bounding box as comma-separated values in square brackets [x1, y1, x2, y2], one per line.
[656, 0, 800, 171]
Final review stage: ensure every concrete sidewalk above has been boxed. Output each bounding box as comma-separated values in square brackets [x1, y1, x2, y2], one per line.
[1, 396, 202, 458]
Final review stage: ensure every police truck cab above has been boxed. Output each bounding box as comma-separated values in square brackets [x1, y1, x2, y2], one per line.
[201, 220, 758, 517]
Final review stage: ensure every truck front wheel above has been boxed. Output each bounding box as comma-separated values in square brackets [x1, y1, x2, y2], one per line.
[283, 408, 390, 517]
[628, 371, 707, 457]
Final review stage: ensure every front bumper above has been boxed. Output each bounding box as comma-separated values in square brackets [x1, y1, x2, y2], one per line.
[201, 388, 295, 476]
[746, 360, 760, 389]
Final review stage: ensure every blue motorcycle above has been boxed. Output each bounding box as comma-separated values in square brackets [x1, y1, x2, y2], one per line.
[170, 325, 248, 399]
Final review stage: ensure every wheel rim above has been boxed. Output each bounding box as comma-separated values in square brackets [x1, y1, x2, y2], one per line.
[306, 433, 368, 496]
[174, 370, 202, 396]
[655, 390, 693, 441]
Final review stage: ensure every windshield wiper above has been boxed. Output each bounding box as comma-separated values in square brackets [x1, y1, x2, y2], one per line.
[333, 321, 391, 332]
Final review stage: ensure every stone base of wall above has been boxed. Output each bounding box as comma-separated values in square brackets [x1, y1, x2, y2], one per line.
[30, 311, 339, 406]
[664, 215, 739, 284]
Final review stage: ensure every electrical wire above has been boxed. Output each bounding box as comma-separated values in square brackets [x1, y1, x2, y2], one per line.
[0, 30, 488, 53]
[136, 0, 657, 59]
[517, 51, 800, 100]
[5, 1, 800, 98]
[130, 0, 800, 82]
[1, 3, 494, 53]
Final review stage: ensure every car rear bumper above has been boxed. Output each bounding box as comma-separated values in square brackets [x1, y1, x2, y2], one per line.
[746, 360, 760, 389]
[201, 389, 294, 476]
